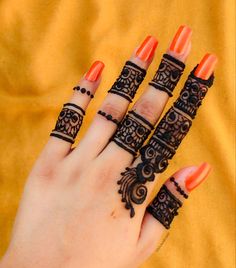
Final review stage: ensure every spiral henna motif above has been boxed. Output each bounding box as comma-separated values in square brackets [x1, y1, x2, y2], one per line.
[112, 111, 154, 156]
[117, 167, 147, 217]
[108, 61, 146, 102]
[117, 67, 214, 218]
[50, 103, 85, 143]
[146, 185, 182, 229]
[149, 54, 185, 97]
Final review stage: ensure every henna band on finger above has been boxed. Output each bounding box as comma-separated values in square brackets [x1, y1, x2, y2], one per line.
[73, 86, 94, 99]
[170, 177, 188, 199]
[108, 61, 146, 102]
[50, 103, 85, 143]
[98, 110, 120, 126]
[117, 67, 214, 217]
[112, 111, 154, 156]
[146, 185, 182, 229]
[149, 54, 185, 97]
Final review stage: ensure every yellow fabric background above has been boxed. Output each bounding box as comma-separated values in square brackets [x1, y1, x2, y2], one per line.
[0, 0, 235, 267]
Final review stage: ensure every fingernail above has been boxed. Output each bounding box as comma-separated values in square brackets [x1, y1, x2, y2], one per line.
[194, 53, 218, 79]
[185, 162, 212, 191]
[85, 61, 105, 82]
[169, 25, 192, 54]
[135, 36, 158, 62]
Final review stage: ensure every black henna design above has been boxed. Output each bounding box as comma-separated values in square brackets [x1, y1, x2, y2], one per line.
[73, 86, 94, 98]
[50, 103, 85, 144]
[149, 54, 185, 97]
[117, 67, 214, 217]
[170, 177, 188, 199]
[98, 110, 120, 126]
[146, 185, 182, 229]
[174, 66, 214, 119]
[112, 110, 154, 156]
[108, 61, 146, 102]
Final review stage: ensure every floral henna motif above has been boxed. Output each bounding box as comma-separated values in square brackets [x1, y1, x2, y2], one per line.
[149, 54, 185, 97]
[108, 61, 146, 102]
[50, 103, 85, 143]
[112, 111, 154, 156]
[146, 185, 182, 229]
[117, 68, 214, 217]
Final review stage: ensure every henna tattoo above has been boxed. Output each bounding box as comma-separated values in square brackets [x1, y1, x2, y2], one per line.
[149, 54, 185, 97]
[174, 67, 214, 119]
[170, 177, 188, 199]
[50, 103, 85, 143]
[108, 61, 146, 102]
[98, 110, 119, 126]
[117, 68, 214, 217]
[112, 111, 154, 156]
[73, 86, 94, 98]
[146, 185, 182, 229]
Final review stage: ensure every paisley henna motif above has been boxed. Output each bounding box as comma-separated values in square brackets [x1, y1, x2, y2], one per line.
[149, 54, 185, 96]
[50, 103, 85, 144]
[108, 61, 146, 102]
[112, 111, 154, 156]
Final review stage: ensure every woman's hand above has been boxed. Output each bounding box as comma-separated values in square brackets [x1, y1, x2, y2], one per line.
[0, 25, 217, 268]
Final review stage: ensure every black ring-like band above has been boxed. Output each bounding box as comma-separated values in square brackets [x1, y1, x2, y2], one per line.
[149, 54, 185, 97]
[170, 177, 188, 199]
[111, 110, 154, 156]
[98, 110, 120, 126]
[146, 185, 182, 229]
[50, 103, 85, 144]
[108, 61, 146, 102]
[73, 86, 94, 99]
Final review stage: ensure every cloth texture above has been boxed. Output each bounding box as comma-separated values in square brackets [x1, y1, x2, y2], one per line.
[0, 1, 235, 267]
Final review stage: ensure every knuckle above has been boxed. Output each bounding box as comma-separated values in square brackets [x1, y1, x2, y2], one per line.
[100, 102, 125, 120]
[133, 98, 157, 124]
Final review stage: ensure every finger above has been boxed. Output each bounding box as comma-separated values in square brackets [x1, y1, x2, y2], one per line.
[116, 53, 218, 218]
[70, 36, 158, 164]
[136, 163, 211, 261]
[37, 61, 105, 166]
[102, 25, 192, 171]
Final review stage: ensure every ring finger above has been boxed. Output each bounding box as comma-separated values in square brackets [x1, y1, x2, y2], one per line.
[100, 25, 192, 171]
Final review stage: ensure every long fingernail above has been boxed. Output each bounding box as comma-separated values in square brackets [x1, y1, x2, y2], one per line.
[135, 36, 158, 62]
[169, 25, 192, 54]
[85, 61, 105, 82]
[194, 53, 218, 79]
[185, 162, 212, 191]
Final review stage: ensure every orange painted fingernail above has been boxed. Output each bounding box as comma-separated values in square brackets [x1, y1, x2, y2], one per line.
[85, 61, 105, 82]
[169, 25, 192, 54]
[185, 162, 212, 191]
[194, 53, 218, 79]
[135, 36, 158, 62]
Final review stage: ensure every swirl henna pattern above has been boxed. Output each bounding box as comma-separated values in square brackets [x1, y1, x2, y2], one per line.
[50, 103, 85, 144]
[108, 61, 146, 102]
[149, 54, 185, 96]
[117, 67, 214, 217]
[112, 111, 154, 156]
[146, 185, 182, 229]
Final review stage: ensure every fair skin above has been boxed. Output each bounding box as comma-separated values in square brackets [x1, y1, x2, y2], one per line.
[0, 27, 216, 268]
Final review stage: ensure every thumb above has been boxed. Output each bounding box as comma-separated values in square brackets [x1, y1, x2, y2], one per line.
[136, 162, 211, 262]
